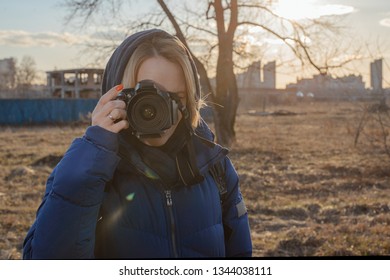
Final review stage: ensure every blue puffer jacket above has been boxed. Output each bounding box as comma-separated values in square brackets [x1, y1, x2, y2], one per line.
[23, 120, 252, 258]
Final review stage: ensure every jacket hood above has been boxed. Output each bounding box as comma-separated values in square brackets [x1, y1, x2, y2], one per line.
[102, 29, 201, 101]
[103, 29, 227, 180]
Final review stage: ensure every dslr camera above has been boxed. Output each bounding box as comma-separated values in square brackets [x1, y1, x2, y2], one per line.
[116, 80, 179, 137]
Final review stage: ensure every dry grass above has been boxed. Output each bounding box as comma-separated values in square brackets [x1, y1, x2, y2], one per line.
[1, 101, 390, 258]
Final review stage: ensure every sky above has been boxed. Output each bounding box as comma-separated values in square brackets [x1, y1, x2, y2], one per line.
[0, 0, 389, 88]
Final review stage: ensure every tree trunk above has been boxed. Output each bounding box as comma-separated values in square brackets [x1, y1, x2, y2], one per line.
[214, 40, 239, 147]
[158, 0, 239, 147]
[212, 0, 239, 147]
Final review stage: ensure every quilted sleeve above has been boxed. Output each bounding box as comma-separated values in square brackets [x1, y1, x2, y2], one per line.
[23, 126, 121, 259]
[222, 157, 253, 257]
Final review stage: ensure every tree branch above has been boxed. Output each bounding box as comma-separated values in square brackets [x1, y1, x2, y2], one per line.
[62, 0, 103, 27]
[226, 0, 238, 39]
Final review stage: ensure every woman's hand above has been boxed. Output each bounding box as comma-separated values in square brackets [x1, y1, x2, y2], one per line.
[91, 84, 129, 133]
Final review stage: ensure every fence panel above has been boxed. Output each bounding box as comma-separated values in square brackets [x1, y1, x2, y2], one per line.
[0, 99, 98, 125]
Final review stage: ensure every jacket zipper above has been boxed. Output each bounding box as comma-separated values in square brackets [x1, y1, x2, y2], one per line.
[164, 190, 179, 258]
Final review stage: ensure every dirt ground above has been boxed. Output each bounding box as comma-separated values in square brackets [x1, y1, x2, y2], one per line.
[1, 100, 389, 259]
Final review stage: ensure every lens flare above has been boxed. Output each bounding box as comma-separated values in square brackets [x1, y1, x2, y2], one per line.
[145, 168, 159, 180]
[126, 192, 135, 201]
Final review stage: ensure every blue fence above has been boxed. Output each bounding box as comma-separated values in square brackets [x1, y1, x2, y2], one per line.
[0, 99, 98, 125]
[0, 99, 215, 125]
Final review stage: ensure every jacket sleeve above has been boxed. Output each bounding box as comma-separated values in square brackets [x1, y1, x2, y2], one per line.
[23, 126, 121, 259]
[222, 157, 252, 257]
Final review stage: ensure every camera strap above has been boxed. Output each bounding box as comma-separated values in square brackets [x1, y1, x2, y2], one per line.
[177, 104, 204, 186]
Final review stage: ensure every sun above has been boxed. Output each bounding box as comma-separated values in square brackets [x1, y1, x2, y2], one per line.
[273, 0, 355, 20]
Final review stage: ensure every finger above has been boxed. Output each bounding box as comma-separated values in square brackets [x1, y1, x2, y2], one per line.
[110, 100, 127, 110]
[93, 100, 126, 121]
[98, 117, 128, 134]
[102, 107, 127, 124]
[92, 103, 123, 127]
[107, 108, 127, 122]
[97, 111, 119, 129]
[111, 119, 129, 133]
[92, 111, 112, 127]
[94, 106, 129, 133]
[117, 109, 127, 120]
[95, 84, 124, 111]
[110, 109, 127, 120]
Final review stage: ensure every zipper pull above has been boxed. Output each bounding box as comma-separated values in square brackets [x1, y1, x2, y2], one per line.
[165, 190, 172, 206]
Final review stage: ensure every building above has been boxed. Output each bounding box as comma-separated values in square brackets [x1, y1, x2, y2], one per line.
[235, 61, 282, 109]
[286, 73, 366, 99]
[370, 59, 383, 93]
[236, 61, 276, 90]
[263, 61, 276, 89]
[46, 68, 103, 98]
[0, 58, 17, 90]
[236, 61, 261, 88]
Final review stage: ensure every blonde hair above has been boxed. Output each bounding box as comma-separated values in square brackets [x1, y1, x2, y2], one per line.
[122, 35, 202, 128]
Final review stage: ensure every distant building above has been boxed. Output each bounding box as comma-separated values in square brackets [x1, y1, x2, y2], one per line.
[46, 68, 103, 98]
[236, 61, 276, 89]
[234, 61, 283, 109]
[370, 59, 382, 93]
[263, 61, 276, 89]
[236, 61, 261, 88]
[0, 58, 17, 90]
[286, 74, 366, 99]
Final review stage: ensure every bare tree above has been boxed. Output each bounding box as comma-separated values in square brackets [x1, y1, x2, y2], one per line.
[61, 0, 358, 146]
[354, 99, 390, 158]
[352, 37, 390, 160]
[16, 56, 37, 94]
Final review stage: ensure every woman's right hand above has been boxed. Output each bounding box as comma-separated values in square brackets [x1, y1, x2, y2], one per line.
[91, 84, 129, 133]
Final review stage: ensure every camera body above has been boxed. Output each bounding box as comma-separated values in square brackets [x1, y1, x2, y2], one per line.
[117, 80, 179, 137]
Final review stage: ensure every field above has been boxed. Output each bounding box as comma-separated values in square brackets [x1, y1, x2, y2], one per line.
[1, 101, 390, 258]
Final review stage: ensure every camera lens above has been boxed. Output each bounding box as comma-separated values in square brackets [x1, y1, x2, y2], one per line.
[126, 81, 179, 136]
[128, 93, 169, 134]
[140, 105, 156, 120]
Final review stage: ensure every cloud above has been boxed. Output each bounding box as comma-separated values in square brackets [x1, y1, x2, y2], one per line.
[380, 18, 390, 28]
[319, 4, 355, 17]
[0, 30, 91, 47]
[274, 1, 356, 20]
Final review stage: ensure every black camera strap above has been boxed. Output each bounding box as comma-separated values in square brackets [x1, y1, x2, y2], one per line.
[172, 97, 205, 186]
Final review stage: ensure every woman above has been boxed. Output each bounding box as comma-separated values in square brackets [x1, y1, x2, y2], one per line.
[23, 29, 252, 258]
